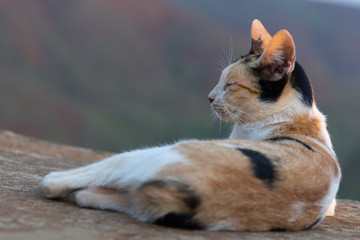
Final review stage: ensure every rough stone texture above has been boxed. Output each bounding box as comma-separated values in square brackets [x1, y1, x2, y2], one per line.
[0, 130, 359, 240]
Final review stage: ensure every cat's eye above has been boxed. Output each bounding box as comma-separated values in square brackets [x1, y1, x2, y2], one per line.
[224, 82, 235, 89]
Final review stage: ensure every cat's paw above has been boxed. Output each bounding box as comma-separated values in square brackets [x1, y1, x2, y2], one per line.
[326, 199, 336, 217]
[41, 171, 70, 198]
[75, 189, 95, 207]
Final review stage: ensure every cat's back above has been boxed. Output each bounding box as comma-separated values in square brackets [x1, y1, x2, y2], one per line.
[166, 134, 339, 231]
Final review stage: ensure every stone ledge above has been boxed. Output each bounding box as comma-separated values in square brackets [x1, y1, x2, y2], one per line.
[0, 130, 359, 240]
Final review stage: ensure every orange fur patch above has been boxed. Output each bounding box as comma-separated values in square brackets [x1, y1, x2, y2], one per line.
[153, 138, 338, 231]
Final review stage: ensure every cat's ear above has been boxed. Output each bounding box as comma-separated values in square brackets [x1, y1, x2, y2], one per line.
[251, 30, 296, 80]
[250, 19, 272, 54]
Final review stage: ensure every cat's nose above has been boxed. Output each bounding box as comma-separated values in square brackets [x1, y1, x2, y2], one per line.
[208, 94, 215, 103]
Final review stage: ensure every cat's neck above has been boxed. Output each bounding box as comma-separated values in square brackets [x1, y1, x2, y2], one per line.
[229, 103, 334, 156]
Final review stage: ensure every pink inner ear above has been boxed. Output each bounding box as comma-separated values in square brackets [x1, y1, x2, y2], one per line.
[274, 62, 290, 78]
[263, 31, 295, 61]
[287, 60, 295, 73]
[269, 58, 295, 80]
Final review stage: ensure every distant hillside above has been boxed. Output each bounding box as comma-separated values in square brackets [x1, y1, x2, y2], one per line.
[0, 0, 359, 200]
[0, 0, 240, 150]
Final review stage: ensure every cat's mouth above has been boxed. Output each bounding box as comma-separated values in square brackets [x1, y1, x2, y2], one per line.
[211, 103, 240, 122]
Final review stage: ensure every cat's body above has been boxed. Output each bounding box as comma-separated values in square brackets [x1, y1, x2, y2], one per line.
[41, 20, 340, 231]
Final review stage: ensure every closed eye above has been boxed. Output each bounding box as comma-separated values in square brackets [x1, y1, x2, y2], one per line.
[224, 82, 235, 89]
[235, 83, 260, 95]
[225, 82, 260, 95]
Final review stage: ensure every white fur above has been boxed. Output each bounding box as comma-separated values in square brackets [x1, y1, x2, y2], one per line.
[302, 111, 341, 212]
[42, 144, 186, 198]
[311, 106, 337, 158]
[288, 202, 305, 223]
[216, 142, 238, 149]
[317, 172, 341, 217]
[326, 198, 337, 216]
[75, 188, 129, 213]
[206, 220, 239, 231]
[229, 101, 307, 140]
[230, 121, 276, 140]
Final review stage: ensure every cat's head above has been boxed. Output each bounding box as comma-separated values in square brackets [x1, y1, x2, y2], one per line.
[209, 19, 313, 123]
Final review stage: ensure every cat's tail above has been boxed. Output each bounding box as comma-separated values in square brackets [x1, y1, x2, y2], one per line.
[131, 178, 204, 229]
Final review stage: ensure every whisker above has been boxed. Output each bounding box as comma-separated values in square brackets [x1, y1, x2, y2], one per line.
[213, 36, 236, 72]
[230, 36, 234, 65]
[209, 112, 218, 126]
[218, 111, 222, 134]
[213, 56, 227, 70]
[215, 67, 223, 73]
[223, 107, 239, 124]
[221, 102, 257, 124]
[228, 37, 233, 66]
[236, 108, 257, 121]
[213, 47, 228, 69]
[218, 45, 230, 68]
[213, 61, 225, 73]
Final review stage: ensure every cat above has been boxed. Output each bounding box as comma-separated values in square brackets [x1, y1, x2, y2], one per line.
[41, 19, 340, 231]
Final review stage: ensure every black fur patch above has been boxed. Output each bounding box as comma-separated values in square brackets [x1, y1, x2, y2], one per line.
[235, 147, 276, 186]
[266, 136, 314, 152]
[154, 212, 204, 230]
[258, 76, 288, 102]
[303, 217, 322, 230]
[271, 227, 287, 231]
[143, 179, 203, 230]
[183, 196, 201, 209]
[252, 61, 313, 105]
[250, 37, 264, 54]
[290, 62, 314, 107]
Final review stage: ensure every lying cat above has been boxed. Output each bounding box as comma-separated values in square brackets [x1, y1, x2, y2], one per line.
[41, 19, 340, 231]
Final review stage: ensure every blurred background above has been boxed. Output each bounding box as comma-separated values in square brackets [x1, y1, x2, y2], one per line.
[0, 0, 359, 200]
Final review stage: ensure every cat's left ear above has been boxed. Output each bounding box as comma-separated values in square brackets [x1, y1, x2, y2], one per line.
[250, 30, 296, 80]
[250, 19, 272, 54]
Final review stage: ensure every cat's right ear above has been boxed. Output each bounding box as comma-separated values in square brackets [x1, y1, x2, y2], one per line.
[250, 19, 272, 54]
[250, 30, 296, 81]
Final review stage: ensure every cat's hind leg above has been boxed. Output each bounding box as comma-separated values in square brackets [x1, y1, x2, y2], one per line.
[75, 179, 203, 229]
[75, 187, 132, 213]
[41, 145, 185, 199]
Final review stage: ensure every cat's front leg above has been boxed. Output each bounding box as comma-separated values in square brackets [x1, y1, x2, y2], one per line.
[41, 144, 185, 199]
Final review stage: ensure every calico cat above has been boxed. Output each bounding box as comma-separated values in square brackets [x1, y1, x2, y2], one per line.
[41, 19, 340, 231]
